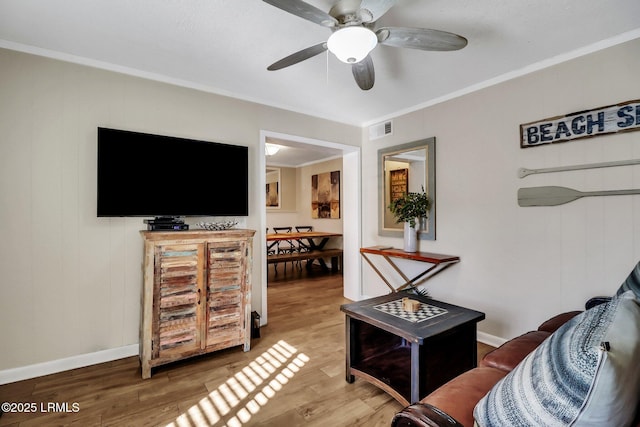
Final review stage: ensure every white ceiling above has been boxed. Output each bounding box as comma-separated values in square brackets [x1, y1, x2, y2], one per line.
[265, 137, 345, 167]
[1, 0, 639, 131]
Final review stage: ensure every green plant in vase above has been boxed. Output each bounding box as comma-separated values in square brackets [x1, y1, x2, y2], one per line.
[387, 186, 431, 228]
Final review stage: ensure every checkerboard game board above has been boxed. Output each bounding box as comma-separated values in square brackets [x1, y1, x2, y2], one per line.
[373, 299, 448, 323]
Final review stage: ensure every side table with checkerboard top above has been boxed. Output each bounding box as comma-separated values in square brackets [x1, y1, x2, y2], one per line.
[340, 291, 485, 406]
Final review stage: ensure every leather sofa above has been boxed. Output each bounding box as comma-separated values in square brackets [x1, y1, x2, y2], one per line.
[391, 297, 640, 427]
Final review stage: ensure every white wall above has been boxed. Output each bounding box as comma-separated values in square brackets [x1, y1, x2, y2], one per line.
[361, 38, 640, 341]
[0, 48, 360, 376]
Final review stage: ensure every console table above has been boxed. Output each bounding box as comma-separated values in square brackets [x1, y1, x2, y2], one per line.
[341, 292, 485, 405]
[360, 246, 460, 292]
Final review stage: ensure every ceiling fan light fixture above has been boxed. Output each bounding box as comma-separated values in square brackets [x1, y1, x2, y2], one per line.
[327, 27, 377, 64]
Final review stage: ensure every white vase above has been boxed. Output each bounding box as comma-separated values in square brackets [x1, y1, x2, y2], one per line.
[403, 221, 418, 252]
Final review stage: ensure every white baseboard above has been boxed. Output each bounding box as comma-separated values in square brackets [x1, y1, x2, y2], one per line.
[0, 333, 505, 385]
[0, 344, 139, 385]
[477, 331, 507, 348]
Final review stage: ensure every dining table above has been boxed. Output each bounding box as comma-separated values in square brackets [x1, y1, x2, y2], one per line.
[266, 231, 342, 250]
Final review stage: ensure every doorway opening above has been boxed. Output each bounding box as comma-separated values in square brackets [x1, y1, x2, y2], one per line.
[259, 130, 361, 325]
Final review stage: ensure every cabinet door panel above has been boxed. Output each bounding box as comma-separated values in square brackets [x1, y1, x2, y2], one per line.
[207, 290, 242, 344]
[154, 243, 204, 357]
[206, 241, 247, 348]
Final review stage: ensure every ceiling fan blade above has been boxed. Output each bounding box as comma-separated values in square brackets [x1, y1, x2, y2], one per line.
[267, 43, 328, 71]
[352, 55, 375, 90]
[263, 0, 338, 27]
[377, 27, 467, 51]
[359, 0, 396, 22]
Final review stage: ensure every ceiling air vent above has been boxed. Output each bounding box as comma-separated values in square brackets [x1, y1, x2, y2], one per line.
[369, 120, 393, 140]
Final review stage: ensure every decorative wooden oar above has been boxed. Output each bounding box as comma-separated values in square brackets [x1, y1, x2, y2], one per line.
[518, 159, 640, 178]
[518, 186, 640, 207]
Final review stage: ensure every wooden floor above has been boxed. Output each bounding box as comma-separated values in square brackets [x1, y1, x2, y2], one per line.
[0, 265, 494, 427]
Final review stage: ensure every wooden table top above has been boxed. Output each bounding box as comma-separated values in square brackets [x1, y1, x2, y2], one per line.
[360, 246, 460, 264]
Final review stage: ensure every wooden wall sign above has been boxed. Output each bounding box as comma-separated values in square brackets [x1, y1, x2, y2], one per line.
[520, 99, 640, 148]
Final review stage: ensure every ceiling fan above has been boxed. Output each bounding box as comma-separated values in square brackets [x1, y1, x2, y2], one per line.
[263, 0, 468, 90]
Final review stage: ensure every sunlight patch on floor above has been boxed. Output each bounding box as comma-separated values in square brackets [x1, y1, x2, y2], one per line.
[167, 340, 309, 427]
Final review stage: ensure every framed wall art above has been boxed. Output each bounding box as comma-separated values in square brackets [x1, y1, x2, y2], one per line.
[311, 171, 340, 219]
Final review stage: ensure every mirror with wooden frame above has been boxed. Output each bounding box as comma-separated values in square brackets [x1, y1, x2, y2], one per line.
[266, 167, 281, 209]
[378, 137, 435, 240]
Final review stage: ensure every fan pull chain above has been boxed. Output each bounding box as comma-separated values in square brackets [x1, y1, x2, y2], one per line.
[326, 50, 329, 86]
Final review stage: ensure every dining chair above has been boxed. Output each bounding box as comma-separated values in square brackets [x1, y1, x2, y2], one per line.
[266, 227, 278, 254]
[295, 226, 313, 253]
[272, 226, 297, 272]
[266, 227, 280, 275]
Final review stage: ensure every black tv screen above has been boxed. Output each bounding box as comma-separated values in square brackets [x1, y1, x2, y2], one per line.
[97, 127, 248, 217]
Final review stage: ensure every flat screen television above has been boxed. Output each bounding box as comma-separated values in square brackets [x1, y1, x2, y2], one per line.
[97, 127, 248, 217]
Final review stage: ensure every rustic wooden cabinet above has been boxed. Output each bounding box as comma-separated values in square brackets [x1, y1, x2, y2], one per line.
[139, 229, 255, 378]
